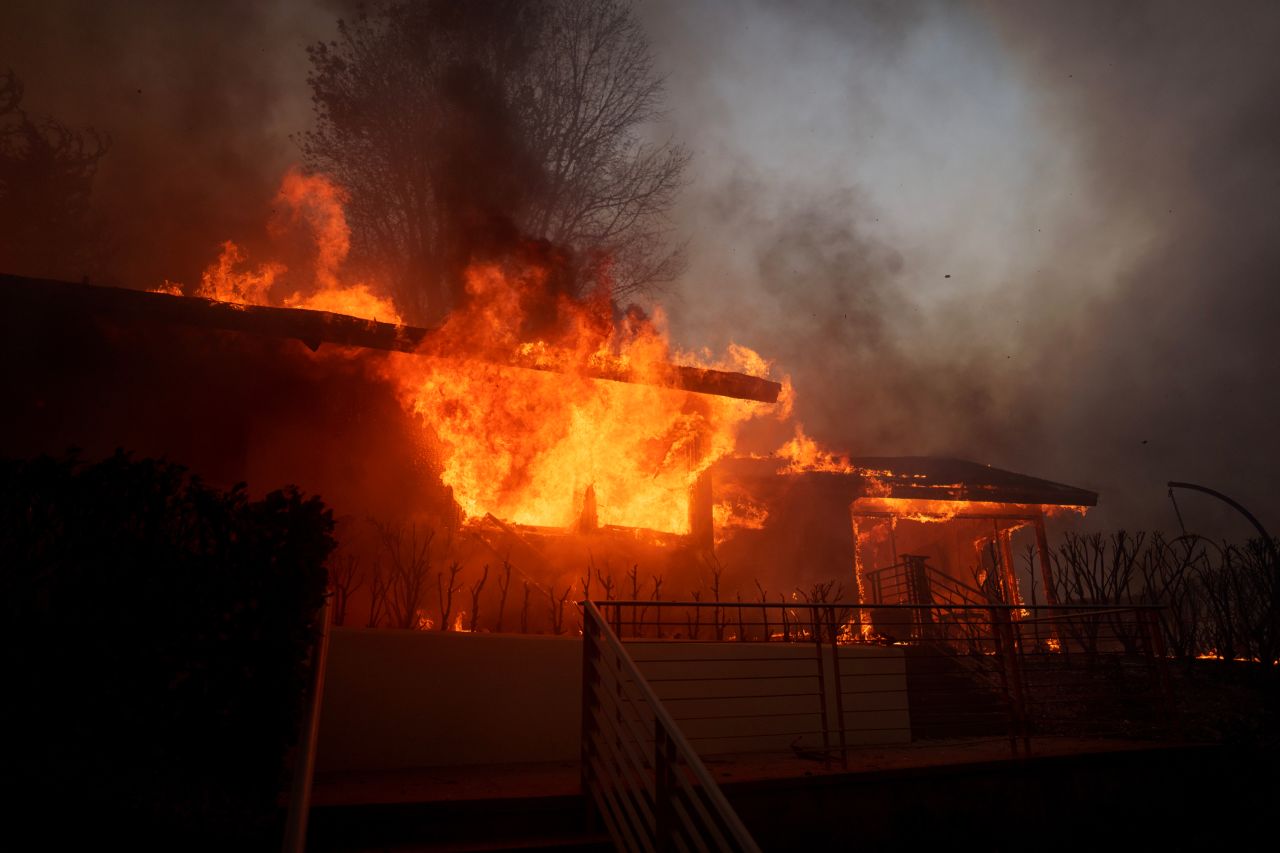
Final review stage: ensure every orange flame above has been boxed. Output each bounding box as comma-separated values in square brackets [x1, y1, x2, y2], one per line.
[384, 258, 771, 533]
[170, 167, 884, 536]
[187, 169, 401, 324]
[778, 425, 854, 473]
[853, 496, 1089, 522]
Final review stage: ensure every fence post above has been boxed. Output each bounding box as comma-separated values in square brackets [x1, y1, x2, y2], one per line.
[904, 555, 934, 638]
[990, 606, 1029, 756]
[654, 722, 677, 852]
[581, 607, 599, 803]
[810, 608, 833, 769]
[1140, 607, 1181, 740]
[826, 605, 849, 769]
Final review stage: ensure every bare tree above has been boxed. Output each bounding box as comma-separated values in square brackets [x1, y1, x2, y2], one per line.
[366, 556, 391, 628]
[0, 69, 109, 279]
[436, 560, 463, 631]
[302, 0, 688, 322]
[468, 563, 490, 631]
[329, 552, 363, 627]
[548, 584, 571, 635]
[495, 558, 513, 632]
[377, 521, 435, 630]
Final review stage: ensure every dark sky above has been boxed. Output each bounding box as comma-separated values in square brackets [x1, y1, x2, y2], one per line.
[2, 0, 1277, 538]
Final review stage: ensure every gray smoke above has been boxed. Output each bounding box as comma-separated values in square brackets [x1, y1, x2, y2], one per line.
[3, 0, 1276, 537]
[640, 0, 1280, 537]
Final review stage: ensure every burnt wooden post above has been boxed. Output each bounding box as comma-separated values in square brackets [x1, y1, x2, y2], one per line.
[998, 528, 1020, 607]
[688, 470, 714, 552]
[1033, 513, 1059, 605]
[902, 554, 934, 638]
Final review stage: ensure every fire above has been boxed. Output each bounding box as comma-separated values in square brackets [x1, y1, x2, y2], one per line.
[853, 497, 1088, 523]
[778, 425, 854, 473]
[169, 166, 839, 535]
[384, 258, 771, 533]
[182, 168, 402, 324]
[712, 483, 770, 544]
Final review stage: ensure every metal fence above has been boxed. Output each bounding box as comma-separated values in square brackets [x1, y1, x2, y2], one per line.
[581, 600, 761, 853]
[590, 599, 1177, 763]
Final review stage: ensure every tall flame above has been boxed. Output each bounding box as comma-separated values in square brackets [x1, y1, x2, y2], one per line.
[176, 168, 788, 534]
[384, 258, 771, 533]
[190, 169, 402, 324]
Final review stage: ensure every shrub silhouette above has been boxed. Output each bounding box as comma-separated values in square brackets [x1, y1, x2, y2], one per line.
[0, 450, 334, 849]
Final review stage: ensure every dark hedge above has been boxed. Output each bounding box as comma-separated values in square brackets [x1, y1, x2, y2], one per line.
[0, 451, 334, 850]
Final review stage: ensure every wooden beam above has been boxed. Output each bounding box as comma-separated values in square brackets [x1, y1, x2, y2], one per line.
[2, 274, 782, 403]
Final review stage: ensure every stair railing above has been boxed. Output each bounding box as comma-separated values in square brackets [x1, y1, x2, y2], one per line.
[581, 599, 761, 853]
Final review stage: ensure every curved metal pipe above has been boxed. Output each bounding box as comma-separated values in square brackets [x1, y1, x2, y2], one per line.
[1166, 481, 1276, 564]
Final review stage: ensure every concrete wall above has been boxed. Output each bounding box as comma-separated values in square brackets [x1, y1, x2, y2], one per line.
[317, 629, 909, 773]
[629, 642, 910, 756]
[316, 629, 585, 773]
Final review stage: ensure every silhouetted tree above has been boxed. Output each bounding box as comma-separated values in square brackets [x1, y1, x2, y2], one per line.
[302, 0, 687, 322]
[0, 69, 109, 278]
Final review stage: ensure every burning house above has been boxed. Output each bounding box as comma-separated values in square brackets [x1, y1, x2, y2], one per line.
[4, 169, 1139, 847]
[3, 268, 1095, 628]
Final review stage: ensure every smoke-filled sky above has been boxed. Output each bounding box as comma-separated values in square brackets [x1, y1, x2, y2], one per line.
[2, 0, 1277, 537]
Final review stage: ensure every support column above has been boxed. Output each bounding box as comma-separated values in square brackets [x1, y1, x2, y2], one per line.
[1033, 513, 1059, 605]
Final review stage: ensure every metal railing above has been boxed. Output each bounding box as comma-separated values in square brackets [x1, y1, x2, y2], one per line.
[282, 598, 332, 853]
[581, 600, 761, 853]
[864, 558, 991, 609]
[591, 600, 1178, 762]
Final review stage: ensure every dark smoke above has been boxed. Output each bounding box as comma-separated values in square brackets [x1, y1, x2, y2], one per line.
[984, 0, 1280, 535]
[641, 0, 1280, 537]
[0, 0, 330, 288]
[3, 0, 1277, 537]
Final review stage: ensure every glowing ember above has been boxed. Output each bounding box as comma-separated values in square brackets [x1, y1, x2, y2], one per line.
[853, 497, 1089, 523]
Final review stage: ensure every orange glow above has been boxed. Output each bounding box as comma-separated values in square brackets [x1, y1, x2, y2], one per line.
[149, 280, 183, 296]
[180, 167, 1094, 539]
[853, 496, 1089, 523]
[198, 240, 283, 306]
[189, 169, 402, 324]
[713, 483, 770, 544]
[778, 426, 854, 473]
[713, 497, 769, 531]
[383, 258, 772, 533]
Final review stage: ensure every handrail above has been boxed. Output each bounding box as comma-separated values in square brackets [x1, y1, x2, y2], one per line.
[595, 599, 1162, 611]
[924, 566, 988, 605]
[282, 598, 332, 853]
[581, 599, 761, 853]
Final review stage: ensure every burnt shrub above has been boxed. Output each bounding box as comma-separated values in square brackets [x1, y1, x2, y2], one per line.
[0, 450, 333, 850]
